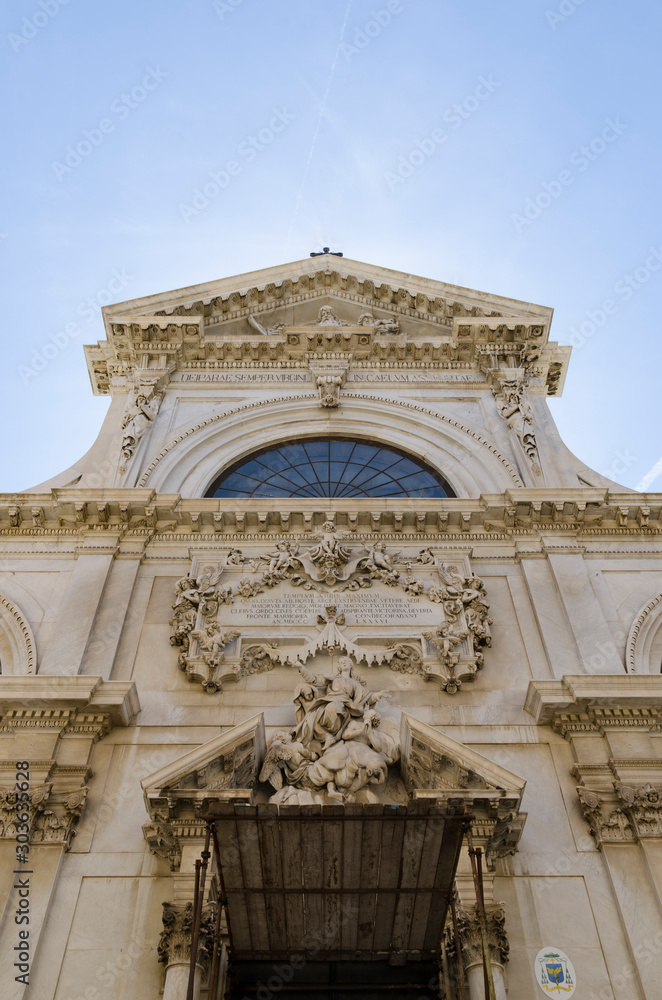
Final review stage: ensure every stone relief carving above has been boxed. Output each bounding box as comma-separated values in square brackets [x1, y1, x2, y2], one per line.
[614, 783, 662, 839]
[254, 525, 400, 589]
[316, 305, 347, 326]
[143, 812, 181, 869]
[385, 642, 426, 676]
[120, 379, 163, 465]
[169, 550, 492, 694]
[238, 642, 280, 677]
[258, 655, 400, 805]
[491, 371, 541, 476]
[357, 311, 400, 334]
[317, 374, 343, 407]
[169, 564, 238, 690]
[247, 314, 286, 336]
[424, 564, 492, 693]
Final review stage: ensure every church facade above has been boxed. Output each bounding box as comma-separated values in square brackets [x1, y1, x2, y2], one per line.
[1, 256, 662, 1000]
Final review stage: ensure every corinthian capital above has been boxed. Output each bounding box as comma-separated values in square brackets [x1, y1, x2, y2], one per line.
[447, 904, 509, 969]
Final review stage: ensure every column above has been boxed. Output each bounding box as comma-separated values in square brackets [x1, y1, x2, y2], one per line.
[159, 901, 216, 1000]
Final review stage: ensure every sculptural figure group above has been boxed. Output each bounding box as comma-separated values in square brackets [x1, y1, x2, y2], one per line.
[259, 656, 400, 804]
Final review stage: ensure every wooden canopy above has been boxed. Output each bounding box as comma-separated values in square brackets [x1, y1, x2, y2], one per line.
[205, 799, 466, 964]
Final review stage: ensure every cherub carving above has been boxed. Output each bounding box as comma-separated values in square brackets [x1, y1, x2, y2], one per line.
[259, 732, 314, 791]
[190, 622, 240, 669]
[308, 522, 351, 565]
[262, 542, 300, 586]
[235, 578, 263, 599]
[361, 541, 400, 585]
[423, 621, 468, 663]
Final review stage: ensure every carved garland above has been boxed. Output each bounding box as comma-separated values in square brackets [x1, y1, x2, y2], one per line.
[137, 394, 524, 488]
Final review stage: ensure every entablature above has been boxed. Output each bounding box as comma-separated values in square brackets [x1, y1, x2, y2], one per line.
[0, 490, 659, 539]
[86, 257, 564, 396]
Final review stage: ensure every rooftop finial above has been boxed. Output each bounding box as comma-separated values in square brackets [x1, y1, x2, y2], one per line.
[310, 247, 343, 257]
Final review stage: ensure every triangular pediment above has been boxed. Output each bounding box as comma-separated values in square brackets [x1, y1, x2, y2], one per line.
[85, 256, 569, 396]
[400, 713, 526, 805]
[102, 256, 553, 330]
[141, 714, 265, 805]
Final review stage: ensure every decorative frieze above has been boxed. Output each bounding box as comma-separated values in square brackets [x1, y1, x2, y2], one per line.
[1, 489, 659, 537]
[87, 261, 567, 396]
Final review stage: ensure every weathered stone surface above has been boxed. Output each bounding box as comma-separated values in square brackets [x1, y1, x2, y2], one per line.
[1, 257, 661, 1000]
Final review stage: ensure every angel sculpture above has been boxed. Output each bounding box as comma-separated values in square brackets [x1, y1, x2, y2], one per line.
[266, 542, 299, 576]
[460, 575, 492, 645]
[361, 541, 400, 585]
[423, 621, 467, 663]
[437, 563, 465, 599]
[258, 732, 314, 791]
[173, 565, 223, 618]
[189, 623, 239, 668]
[308, 522, 351, 566]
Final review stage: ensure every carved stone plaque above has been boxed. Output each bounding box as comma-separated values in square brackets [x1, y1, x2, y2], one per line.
[223, 588, 439, 627]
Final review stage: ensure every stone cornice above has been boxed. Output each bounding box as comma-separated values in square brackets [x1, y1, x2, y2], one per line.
[525, 676, 662, 728]
[0, 677, 140, 730]
[0, 490, 659, 538]
[102, 256, 553, 322]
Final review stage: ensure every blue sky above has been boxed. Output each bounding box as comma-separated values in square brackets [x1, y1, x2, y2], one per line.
[1, 0, 660, 492]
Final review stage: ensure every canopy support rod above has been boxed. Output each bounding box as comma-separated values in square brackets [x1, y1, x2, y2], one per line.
[187, 824, 211, 1000]
[464, 823, 496, 1000]
[449, 893, 467, 1000]
[209, 819, 237, 1000]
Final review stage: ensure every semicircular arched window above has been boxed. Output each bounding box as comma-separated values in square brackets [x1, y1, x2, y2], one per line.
[205, 438, 455, 498]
